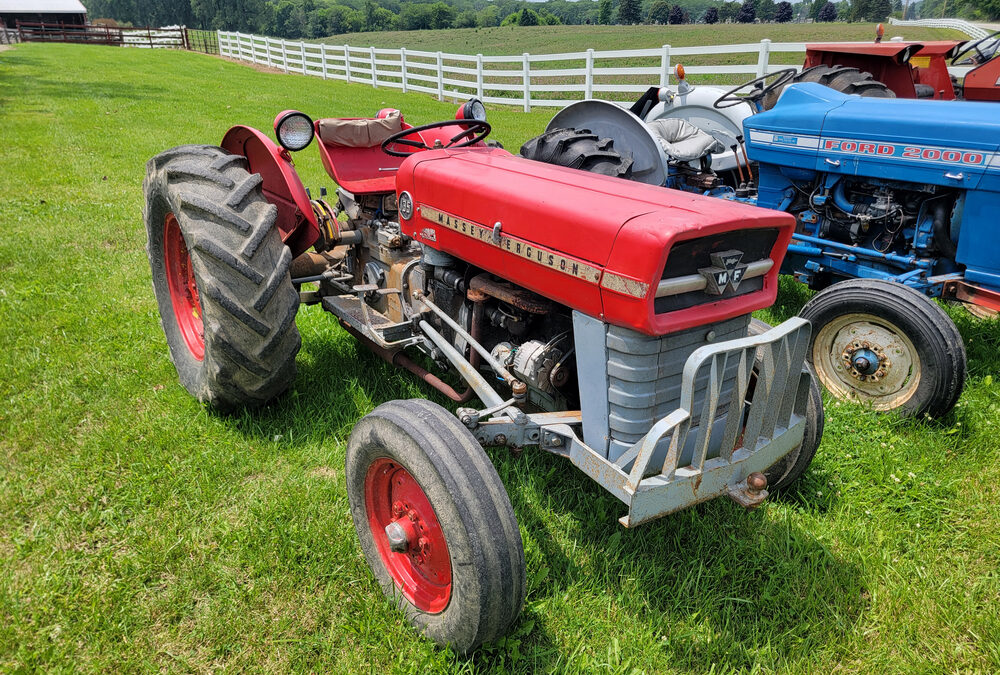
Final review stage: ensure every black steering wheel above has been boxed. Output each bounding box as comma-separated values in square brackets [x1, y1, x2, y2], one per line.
[713, 68, 797, 109]
[381, 119, 492, 157]
[951, 30, 1000, 66]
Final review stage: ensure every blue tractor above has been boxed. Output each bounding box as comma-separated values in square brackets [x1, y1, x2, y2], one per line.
[524, 74, 1000, 417]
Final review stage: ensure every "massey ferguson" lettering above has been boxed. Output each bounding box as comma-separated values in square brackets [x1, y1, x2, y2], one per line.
[822, 138, 987, 166]
[418, 206, 603, 285]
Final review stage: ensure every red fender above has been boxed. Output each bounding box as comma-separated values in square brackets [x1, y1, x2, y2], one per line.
[221, 125, 319, 257]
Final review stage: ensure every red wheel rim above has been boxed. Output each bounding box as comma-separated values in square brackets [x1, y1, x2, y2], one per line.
[364, 458, 452, 613]
[163, 212, 204, 360]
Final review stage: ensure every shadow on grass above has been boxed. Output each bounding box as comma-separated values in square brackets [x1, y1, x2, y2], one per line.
[492, 446, 861, 670]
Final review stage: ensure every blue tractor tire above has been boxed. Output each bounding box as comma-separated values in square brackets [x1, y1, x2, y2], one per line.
[799, 279, 966, 418]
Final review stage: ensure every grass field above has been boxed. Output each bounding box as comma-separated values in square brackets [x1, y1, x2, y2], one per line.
[318, 22, 964, 55]
[1, 42, 999, 673]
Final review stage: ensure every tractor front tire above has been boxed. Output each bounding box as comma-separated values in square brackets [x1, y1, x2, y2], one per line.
[750, 319, 824, 491]
[763, 64, 894, 109]
[520, 128, 634, 178]
[799, 279, 966, 418]
[346, 399, 526, 655]
[144, 145, 300, 412]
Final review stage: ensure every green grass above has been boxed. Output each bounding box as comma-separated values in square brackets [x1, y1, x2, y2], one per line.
[319, 22, 964, 56]
[1, 42, 999, 673]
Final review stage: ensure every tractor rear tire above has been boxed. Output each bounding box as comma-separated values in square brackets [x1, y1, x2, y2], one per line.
[749, 319, 824, 491]
[799, 279, 966, 418]
[144, 145, 300, 412]
[520, 128, 634, 179]
[346, 399, 526, 655]
[763, 64, 895, 109]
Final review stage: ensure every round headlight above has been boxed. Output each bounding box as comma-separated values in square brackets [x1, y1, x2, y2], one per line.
[456, 98, 486, 122]
[274, 110, 314, 151]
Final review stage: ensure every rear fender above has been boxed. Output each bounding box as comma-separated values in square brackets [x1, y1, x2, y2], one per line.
[221, 125, 319, 257]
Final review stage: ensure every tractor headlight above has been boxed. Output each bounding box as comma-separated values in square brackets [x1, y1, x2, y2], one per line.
[456, 98, 487, 122]
[274, 110, 315, 151]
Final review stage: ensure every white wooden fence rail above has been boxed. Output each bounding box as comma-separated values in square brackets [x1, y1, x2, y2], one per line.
[217, 28, 976, 111]
[889, 17, 988, 40]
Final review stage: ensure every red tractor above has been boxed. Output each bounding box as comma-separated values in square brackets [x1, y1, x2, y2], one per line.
[143, 102, 823, 652]
[774, 26, 1000, 103]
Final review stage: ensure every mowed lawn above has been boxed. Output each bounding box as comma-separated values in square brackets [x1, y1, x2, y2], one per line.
[1, 43, 999, 673]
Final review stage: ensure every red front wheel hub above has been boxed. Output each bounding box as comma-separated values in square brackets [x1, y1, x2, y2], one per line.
[163, 212, 205, 360]
[364, 458, 452, 613]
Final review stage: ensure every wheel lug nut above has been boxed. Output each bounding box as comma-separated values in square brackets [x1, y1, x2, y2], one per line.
[417, 536, 431, 555]
[392, 501, 405, 518]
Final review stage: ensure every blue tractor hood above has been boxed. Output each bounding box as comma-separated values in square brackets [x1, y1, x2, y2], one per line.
[745, 82, 1000, 190]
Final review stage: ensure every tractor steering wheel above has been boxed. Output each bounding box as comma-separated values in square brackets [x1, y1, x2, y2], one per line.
[713, 69, 798, 109]
[381, 119, 492, 157]
[951, 30, 1000, 66]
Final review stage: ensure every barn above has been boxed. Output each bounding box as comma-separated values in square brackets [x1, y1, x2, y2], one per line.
[0, 0, 87, 29]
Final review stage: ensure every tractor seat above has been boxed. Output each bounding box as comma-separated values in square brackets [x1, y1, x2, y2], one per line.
[646, 118, 725, 163]
[317, 111, 403, 147]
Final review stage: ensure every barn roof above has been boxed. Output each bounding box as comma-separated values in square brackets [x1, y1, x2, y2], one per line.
[0, 0, 87, 12]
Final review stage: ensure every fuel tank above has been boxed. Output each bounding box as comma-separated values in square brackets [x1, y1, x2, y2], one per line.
[745, 82, 1000, 191]
[395, 148, 794, 336]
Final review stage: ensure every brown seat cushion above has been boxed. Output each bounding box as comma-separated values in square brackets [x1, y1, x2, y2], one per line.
[317, 112, 403, 147]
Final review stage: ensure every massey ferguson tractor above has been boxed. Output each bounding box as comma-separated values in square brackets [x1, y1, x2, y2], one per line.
[143, 103, 823, 653]
[525, 70, 1000, 419]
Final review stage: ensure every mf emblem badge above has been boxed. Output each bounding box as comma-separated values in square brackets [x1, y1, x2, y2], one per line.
[699, 249, 748, 295]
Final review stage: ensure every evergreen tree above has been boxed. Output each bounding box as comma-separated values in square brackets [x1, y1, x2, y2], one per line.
[598, 0, 614, 24]
[775, 0, 793, 21]
[618, 0, 642, 24]
[703, 6, 719, 22]
[736, 0, 756, 22]
[818, 1, 837, 20]
[518, 7, 539, 25]
[668, 4, 686, 23]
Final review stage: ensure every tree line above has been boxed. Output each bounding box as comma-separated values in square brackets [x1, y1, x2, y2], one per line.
[83, 0, 953, 38]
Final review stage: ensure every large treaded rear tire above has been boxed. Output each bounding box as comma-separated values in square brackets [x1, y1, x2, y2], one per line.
[144, 144, 300, 412]
[799, 279, 966, 418]
[346, 399, 526, 654]
[763, 64, 895, 109]
[520, 128, 634, 178]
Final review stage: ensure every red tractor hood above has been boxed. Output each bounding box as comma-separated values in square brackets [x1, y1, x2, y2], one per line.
[396, 148, 794, 336]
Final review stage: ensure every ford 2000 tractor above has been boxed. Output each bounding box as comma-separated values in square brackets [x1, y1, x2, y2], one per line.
[527, 69, 1000, 419]
[143, 103, 823, 652]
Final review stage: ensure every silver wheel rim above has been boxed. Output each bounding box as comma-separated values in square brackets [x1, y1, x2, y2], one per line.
[812, 313, 920, 410]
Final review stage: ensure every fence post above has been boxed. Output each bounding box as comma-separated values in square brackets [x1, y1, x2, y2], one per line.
[400, 47, 408, 93]
[522, 53, 531, 112]
[216, 30, 224, 56]
[659, 44, 671, 87]
[280, 39, 288, 71]
[476, 53, 484, 100]
[301, 42, 307, 75]
[321, 44, 328, 79]
[756, 38, 771, 77]
[585, 48, 594, 100]
[345, 45, 352, 83]
[436, 51, 444, 101]
[370, 46, 378, 87]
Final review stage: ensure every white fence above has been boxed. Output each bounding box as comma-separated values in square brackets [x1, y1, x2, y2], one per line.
[217, 27, 976, 111]
[889, 17, 988, 39]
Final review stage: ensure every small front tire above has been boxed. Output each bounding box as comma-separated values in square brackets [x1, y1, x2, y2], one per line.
[750, 319, 824, 490]
[798, 279, 966, 417]
[346, 399, 526, 654]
